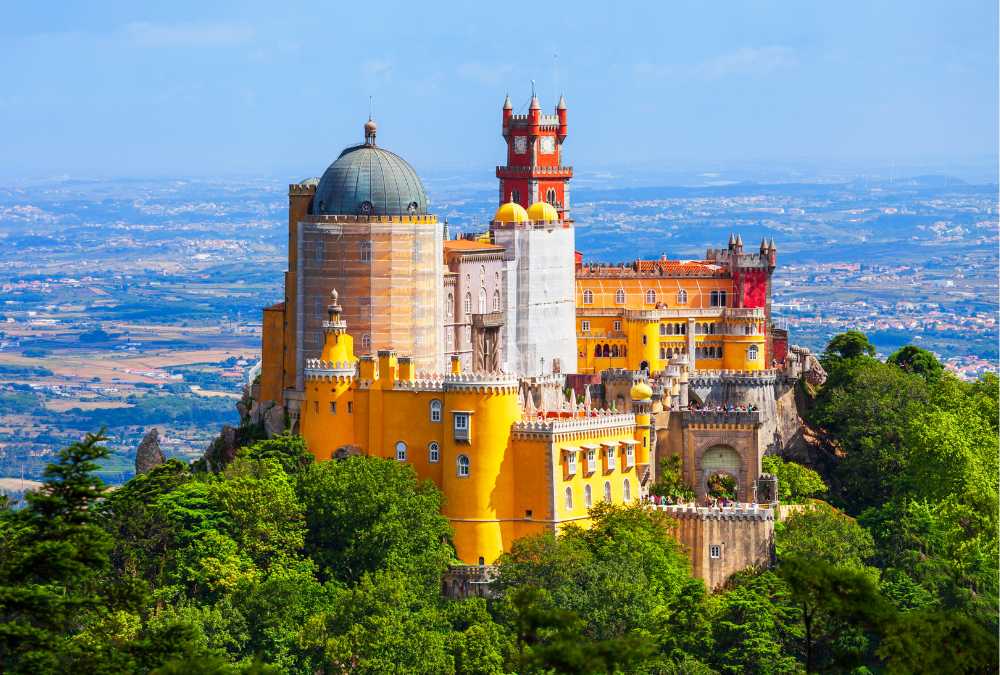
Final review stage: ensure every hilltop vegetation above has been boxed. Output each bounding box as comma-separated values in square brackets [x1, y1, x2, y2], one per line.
[0, 332, 996, 673]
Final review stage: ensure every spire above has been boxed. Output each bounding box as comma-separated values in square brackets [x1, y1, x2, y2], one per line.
[760, 236, 768, 252]
[769, 237, 777, 251]
[529, 79, 540, 110]
[557, 93, 567, 110]
[503, 93, 512, 110]
[736, 233, 743, 247]
[728, 233, 735, 247]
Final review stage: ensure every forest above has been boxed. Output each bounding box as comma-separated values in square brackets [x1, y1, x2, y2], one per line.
[0, 331, 996, 674]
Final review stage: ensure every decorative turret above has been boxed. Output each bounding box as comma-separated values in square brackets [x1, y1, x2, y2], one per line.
[556, 94, 567, 141]
[317, 288, 356, 366]
[502, 93, 512, 137]
[734, 233, 744, 254]
[364, 118, 377, 146]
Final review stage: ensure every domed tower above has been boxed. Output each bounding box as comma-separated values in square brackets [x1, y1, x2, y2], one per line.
[261, 119, 443, 418]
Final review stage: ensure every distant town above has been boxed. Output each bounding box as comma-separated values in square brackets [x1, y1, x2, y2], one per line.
[0, 171, 995, 485]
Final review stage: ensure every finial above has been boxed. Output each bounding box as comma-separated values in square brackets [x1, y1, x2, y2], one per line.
[557, 93, 567, 110]
[531, 79, 535, 97]
[503, 92, 512, 110]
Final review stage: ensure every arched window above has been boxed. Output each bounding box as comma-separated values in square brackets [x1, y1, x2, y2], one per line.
[480, 265, 486, 285]
[478, 287, 487, 313]
[565, 486, 574, 510]
[645, 289, 656, 305]
[602, 344, 610, 357]
[492, 290, 501, 312]
[594, 344, 601, 357]
[677, 289, 688, 304]
[584, 484, 593, 508]
[358, 240, 371, 263]
[430, 399, 442, 423]
[395, 441, 407, 461]
[457, 454, 470, 477]
[615, 288, 625, 304]
[748, 344, 759, 360]
[361, 334, 371, 351]
[611, 344, 619, 357]
[603, 481, 612, 503]
[583, 289, 594, 305]
[428, 442, 440, 463]
[464, 293, 472, 316]
[546, 188, 557, 205]
[623, 479, 631, 502]
[446, 292, 454, 318]
[511, 189, 520, 204]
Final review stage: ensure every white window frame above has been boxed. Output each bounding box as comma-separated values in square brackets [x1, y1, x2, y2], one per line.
[603, 481, 612, 503]
[613, 320, 621, 332]
[395, 441, 407, 461]
[454, 412, 470, 442]
[359, 240, 372, 264]
[567, 450, 577, 475]
[615, 288, 626, 304]
[430, 399, 442, 423]
[581, 320, 590, 332]
[583, 289, 594, 305]
[625, 444, 635, 468]
[457, 454, 470, 477]
[606, 445, 616, 471]
[584, 484, 593, 508]
[428, 442, 440, 463]
[710, 544, 722, 560]
[623, 478, 631, 502]
[645, 289, 656, 304]
[565, 486, 574, 510]
[677, 289, 688, 304]
[586, 449, 596, 473]
[748, 344, 759, 360]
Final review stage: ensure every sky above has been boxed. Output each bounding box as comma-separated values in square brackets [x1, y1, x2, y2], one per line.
[0, 0, 996, 179]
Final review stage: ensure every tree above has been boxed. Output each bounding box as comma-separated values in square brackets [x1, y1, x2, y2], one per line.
[778, 556, 890, 673]
[0, 431, 116, 673]
[807, 358, 930, 513]
[761, 456, 826, 504]
[887, 345, 943, 382]
[709, 570, 802, 674]
[495, 503, 701, 669]
[297, 457, 454, 590]
[821, 330, 875, 365]
[649, 455, 695, 502]
[240, 434, 313, 475]
[775, 502, 875, 572]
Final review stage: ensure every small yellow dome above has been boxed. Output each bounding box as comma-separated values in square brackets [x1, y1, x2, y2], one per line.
[493, 200, 529, 224]
[630, 381, 653, 401]
[526, 201, 559, 222]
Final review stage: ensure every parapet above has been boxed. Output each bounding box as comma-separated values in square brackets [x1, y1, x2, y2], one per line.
[652, 503, 775, 521]
[304, 359, 357, 380]
[512, 411, 636, 440]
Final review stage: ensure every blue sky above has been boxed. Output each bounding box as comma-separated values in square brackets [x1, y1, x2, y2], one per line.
[0, 1, 996, 178]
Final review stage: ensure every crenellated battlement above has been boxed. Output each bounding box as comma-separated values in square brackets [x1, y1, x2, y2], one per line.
[651, 503, 775, 521]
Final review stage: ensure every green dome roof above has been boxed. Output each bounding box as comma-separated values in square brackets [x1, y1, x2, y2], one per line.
[312, 124, 428, 217]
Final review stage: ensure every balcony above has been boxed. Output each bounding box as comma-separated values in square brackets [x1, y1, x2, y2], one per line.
[471, 311, 504, 328]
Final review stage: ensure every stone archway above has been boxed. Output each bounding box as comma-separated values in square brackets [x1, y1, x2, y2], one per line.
[699, 444, 743, 500]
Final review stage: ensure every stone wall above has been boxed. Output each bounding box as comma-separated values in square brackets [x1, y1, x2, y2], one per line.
[658, 505, 775, 590]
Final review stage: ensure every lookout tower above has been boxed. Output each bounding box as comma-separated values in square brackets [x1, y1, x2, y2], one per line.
[498, 90, 573, 221]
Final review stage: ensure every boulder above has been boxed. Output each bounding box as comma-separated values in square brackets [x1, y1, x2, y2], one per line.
[135, 428, 165, 475]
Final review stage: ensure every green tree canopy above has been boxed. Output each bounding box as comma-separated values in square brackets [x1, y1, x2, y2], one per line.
[887, 344, 944, 381]
[761, 455, 827, 504]
[296, 456, 454, 590]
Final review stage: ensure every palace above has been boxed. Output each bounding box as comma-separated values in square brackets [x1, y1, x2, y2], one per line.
[256, 92, 824, 586]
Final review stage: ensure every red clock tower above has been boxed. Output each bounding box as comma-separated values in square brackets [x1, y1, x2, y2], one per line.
[498, 91, 573, 220]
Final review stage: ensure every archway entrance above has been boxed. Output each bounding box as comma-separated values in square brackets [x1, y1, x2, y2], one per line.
[700, 445, 742, 500]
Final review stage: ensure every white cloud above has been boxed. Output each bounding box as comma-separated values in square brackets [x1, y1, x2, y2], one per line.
[636, 46, 798, 81]
[457, 62, 514, 86]
[124, 21, 255, 48]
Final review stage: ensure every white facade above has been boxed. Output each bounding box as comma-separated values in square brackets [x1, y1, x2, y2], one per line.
[492, 224, 577, 377]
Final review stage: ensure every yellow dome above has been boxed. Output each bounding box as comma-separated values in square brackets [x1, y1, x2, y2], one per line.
[493, 200, 529, 224]
[630, 381, 653, 401]
[526, 201, 559, 222]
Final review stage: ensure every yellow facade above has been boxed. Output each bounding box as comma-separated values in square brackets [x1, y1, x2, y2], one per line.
[300, 292, 641, 565]
[576, 271, 767, 374]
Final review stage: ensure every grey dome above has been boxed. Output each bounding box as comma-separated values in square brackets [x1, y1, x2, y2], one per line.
[312, 137, 429, 217]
